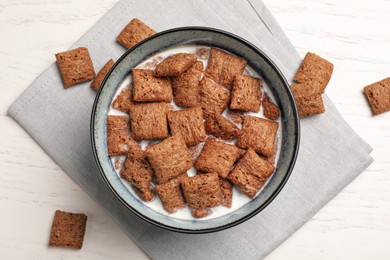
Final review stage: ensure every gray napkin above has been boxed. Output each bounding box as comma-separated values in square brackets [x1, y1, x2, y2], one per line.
[8, 0, 373, 259]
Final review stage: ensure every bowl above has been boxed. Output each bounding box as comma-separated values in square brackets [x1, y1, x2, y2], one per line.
[91, 27, 300, 233]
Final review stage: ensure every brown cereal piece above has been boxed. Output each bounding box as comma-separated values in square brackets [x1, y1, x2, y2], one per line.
[155, 53, 197, 77]
[146, 135, 192, 184]
[48, 210, 87, 249]
[167, 107, 206, 146]
[90, 59, 114, 91]
[230, 75, 262, 112]
[227, 149, 274, 198]
[155, 177, 186, 213]
[129, 103, 169, 140]
[132, 69, 172, 102]
[191, 208, 212, 218]
[220, 178, 233, 208]
[181, 172, 222, 209]
[55, 47, 95, 89]
[262, 93, 280, 120]
[291, 84, 325, 117]
[205, 113, 242, 141]
[117, 18, 156, 49]
[199, 77, 230, 118]
[293, 52, 334, 93]
[195, 138, 241, 178]
[120, 145, 154, 202]
[112, 85, 137, 112]
[205, 48, 247, 89]
[172, 61, 204, 107]
[240, 149, 275, 180]
[237, 116, 279, 158]
[107, 116, 135, 156]
[363, 77, 390, 115]
[227, 169, 264, 198]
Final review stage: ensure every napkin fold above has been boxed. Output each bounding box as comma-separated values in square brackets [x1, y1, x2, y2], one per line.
[8, 0, 373, 259]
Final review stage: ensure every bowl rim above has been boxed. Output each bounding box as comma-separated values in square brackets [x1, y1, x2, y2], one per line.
[91, 26, 300, 234]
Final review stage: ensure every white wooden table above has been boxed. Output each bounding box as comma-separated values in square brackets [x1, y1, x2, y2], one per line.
[1, 0, 389, 259]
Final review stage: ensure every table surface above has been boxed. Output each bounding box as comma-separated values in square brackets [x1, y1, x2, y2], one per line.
[1, 0, 389, 259]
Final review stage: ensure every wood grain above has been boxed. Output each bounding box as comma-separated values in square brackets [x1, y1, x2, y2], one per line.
[0, 0, 389, 259]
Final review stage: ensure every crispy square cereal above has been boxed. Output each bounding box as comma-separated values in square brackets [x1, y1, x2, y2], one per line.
[155, 53, 197, 77]
[155, 176, 186, 213]
[199, 77, 230, 118]
[262, 93, 280, 120]
[112, 85, 137, 112]
[291, 84, 325, 118]
[220, 178, 233, 208]
[293, 52, 333, 93]
[236, 116, 278, 158]
[146, 134, 192, 184]
[49, 210, 87, 249]
[227, 149, 273, 198]
[230, 75, 262, 112]
[90, 59, 114, 91]
[363, 77, 390, 115]
[204, 113, 242, 141]
[117, 18, 156, 49]
[205, 48, 247, 89]
[132, 69, 172, 102]
[172, 61, 204, 107]
[195, 138, 241, 178]
[107, 116, 136, 156]
[120, 145, 154, 202]
[181, 172, 222, 209]
[55, 47, 95, 89]
[129, 103, 169, 140]
[167, 107, 206, 146]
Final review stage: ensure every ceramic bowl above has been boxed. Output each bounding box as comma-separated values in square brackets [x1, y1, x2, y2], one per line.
[91, 27, 300, 233]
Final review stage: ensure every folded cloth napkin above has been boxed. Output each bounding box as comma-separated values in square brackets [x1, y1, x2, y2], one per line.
[8, 0, 373, 259]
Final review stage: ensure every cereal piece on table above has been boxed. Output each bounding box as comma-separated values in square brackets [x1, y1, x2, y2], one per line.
[155, 176, 186, 213]
[293, 52, 334, 93]
[220, 178, 233, 208]
[363, 77, 390, 115]
[112, 85, 137, 112]
[262, 93, 280, 120]
[55, 47, 95, 89]
[129, 103, 169, 140]
[167, 107, 206, 146]
[48, 210, 87, 249]
[199, 77, 230, 119]
[205, 113, 242, 141]
[195, 138, 241, 179]
[291, 84, 325, 118]
[146, 134, 192, 184]
[155, 53, 197, 77]
[90, 59, 114, 91]
[181, 172, 222, 209]
[205, 48, 247, 89]
[191, 208, 212, 218]
[172, 61, 204, 107]
[237, 116, 278, 158]
[230, 75, 262, 112]
[107, 116, 136, 156]
[120, 145, 155, 202]
[117, 18, 156, 49]
[132, 69, 172, 102]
